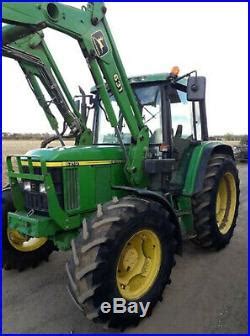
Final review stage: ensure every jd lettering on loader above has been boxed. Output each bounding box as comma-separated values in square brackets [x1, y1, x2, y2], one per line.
[2, 2, 240, 329]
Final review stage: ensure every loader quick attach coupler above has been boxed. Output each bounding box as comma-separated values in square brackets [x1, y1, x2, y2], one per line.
[6, 155, 81, 249]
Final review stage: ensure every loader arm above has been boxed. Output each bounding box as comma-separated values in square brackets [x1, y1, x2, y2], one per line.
[2, 2, 149, 186]
[3, 29, 92, 146]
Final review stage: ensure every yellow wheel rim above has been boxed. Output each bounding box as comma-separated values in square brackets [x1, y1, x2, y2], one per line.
[7, 229, 47, 252]
[216, 172, 237, 235]
[116, 229, 161, 300]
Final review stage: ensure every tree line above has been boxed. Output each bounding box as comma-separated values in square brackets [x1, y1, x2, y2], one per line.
[2, 133, 52, 140]
[3, 132, 248, 145]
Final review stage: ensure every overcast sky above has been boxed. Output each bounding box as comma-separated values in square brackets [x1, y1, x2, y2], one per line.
[2, 2, 248, 135]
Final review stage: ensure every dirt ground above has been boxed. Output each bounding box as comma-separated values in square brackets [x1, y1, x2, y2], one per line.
[2, 141, 248, 334]
[2, 140, 74, 186]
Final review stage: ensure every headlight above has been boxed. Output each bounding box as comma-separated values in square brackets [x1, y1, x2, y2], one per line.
[23, 181, 31, 191]
[39, 183, 46, 194]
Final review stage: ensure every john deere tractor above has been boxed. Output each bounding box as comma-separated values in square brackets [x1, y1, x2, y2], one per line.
[2, 2, 240, 329]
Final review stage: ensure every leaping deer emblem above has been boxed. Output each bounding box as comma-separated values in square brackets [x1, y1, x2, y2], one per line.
[94, 36, 105, 53]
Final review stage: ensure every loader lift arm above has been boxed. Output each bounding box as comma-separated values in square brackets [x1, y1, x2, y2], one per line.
[2, 2, 149, 186]
[3, 30, 93, 146]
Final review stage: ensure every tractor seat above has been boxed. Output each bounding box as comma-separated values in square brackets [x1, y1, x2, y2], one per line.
[150, 128, 163, 144]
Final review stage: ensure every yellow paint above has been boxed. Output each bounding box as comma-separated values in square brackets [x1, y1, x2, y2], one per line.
[21, 160, 124, 168]
[216, 172, 237, 235]
[7, 229, 47, 252]
[116, 229, 162, 300]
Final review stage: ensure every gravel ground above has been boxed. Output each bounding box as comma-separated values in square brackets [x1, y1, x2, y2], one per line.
[2, 163, 247, 334]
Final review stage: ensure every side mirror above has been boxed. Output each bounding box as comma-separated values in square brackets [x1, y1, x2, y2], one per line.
[187, 76, 206, 101]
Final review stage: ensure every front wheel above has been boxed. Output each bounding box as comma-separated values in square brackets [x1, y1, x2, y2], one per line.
[66, 196, 177, 329]
[192, 154, 240, 249]
[2, 188, 54, 271]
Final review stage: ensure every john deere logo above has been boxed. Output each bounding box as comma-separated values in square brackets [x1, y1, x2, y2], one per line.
[92, 31, 109, 57]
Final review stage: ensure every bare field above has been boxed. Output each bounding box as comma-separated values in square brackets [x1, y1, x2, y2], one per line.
[2, 139, 240, 186]
[2, 139, 248, 334]
[2, 140, 41, 186]
[2, 139, 74, 186]
[3, 164, 247, 334]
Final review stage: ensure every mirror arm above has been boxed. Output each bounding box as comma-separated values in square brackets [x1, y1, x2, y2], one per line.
[174, 70, 197, 83]
[199, 99, 209, 141]
[172, 82, 187, 93]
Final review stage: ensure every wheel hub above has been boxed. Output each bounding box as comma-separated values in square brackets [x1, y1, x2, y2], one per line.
[123, 247, 139, 271]
[216, 172, 237, 234]
[7, 229, 47, 252]
[116, 229, 161, 300]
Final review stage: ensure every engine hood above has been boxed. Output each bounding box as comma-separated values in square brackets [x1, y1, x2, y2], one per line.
[25, 145, 125, 163]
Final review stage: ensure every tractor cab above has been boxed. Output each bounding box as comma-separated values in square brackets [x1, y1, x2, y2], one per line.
[84, 72, 208, 191]
[88, 72, 208, 155]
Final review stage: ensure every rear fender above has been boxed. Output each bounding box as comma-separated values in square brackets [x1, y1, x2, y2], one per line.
[184, 142, 234, 196]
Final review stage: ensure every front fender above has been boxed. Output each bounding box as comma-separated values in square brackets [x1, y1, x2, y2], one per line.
[112, 185, 182, 255]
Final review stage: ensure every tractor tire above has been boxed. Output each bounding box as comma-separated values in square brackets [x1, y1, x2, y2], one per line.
[2, 188, 54, 271]
[192, 154, 240, 249]
[66, 196, 177, 330]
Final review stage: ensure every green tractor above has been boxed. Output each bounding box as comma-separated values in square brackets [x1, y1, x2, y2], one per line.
[2, 2, 240, 329]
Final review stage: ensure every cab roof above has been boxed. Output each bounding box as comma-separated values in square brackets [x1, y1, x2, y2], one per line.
[128, 73, 171, 84]
[90, 73, 173, 93]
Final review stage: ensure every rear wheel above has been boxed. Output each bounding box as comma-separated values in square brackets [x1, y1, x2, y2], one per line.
[2, 188, 54, 271]
[66, 196, 177, 329]
[192, 154, 240, 249]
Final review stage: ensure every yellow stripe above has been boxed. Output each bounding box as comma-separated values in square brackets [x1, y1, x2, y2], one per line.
[20, 160, 124, 168]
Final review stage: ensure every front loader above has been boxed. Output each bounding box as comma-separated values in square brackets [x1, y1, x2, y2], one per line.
[2, 2, 240, 329]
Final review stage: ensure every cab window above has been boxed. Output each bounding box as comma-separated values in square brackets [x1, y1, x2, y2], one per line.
[95, 84, 163, 145]
[171, 89, 201, 141]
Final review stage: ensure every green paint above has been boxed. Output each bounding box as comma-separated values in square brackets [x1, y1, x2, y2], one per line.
[176, 196, 194, 235]
[26, 145, 125, 162]
[95, 166, 112, 203]
[6, 146, 129, 247]
[182, 141, 221, 195]
[3, 1, 150, 187]
[125, 128, 149, 186]
[8, 211, 60, 237]
[3, 2, 231, 250]
[52, 229, 80, 251]
[174, 141, 223, 234]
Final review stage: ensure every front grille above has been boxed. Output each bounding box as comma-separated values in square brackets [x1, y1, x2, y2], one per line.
[24, 190, 48, 214]
[23, 167, 63, 215]
[64, 167, 79, 211]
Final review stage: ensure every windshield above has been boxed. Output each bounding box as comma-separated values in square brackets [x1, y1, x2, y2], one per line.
[96, 85, 162, 144]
